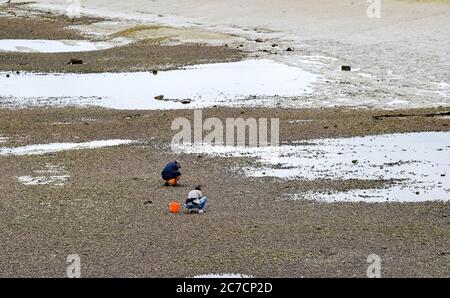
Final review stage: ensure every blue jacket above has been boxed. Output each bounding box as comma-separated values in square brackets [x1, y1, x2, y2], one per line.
[161, 162, 181, 180]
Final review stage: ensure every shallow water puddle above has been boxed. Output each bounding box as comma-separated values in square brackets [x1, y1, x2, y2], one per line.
[0, 140, 133, 156]
[0, 59, 318, 109]
[0, 39, 126, 53]
[175, 132, 450, 202]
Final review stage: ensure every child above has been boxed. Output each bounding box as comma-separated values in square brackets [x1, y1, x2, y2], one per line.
[185, 185, 208, 214]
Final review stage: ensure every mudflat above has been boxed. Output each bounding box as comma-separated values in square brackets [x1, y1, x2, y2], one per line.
[0, 1, 449, 278]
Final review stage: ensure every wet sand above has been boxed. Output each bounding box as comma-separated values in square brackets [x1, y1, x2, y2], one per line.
[0, 3, 449, 278]
[0, 106, 449, 277]
[0, 13, 243, 73]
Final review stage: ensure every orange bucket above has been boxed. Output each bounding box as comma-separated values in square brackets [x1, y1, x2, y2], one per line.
[169, 202, 181, 213]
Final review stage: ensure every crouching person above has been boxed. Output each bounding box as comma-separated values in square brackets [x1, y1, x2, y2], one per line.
[185, 185, 208, 214]
[161, 161, 181, 186]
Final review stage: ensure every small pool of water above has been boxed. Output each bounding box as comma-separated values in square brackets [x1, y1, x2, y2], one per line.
[0, 59, 318, 109]
[0, 39, 126, 53]
[175, 132, 450, 203]
[0, 139, 134, 156]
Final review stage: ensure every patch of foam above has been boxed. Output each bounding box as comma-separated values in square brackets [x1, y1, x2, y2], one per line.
[288, 120, 313, 124]
[0, 39, 127, 53]
[0, 59, 318, 110]
[193, 273, 253, 278]
[175, 132, 450, 202]
[0, 140, 134, 156]
[18, 163, 69, 186]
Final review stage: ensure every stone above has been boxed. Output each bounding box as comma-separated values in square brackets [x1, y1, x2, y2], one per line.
[341, 65, 351, 71]
[154, 95, 164, 100]
[286, 47, 294, 52]
[68, 58, 83, 65]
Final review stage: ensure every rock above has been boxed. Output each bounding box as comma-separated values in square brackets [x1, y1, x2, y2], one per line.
[6, 74, 10, 78]
[144, 200, 153, 205]
[180, 99, 192, 104]
[16, 71, 20, 75]
[415, 191, 420, 195]
[286, 47, 294, 52]
[352, 160, 358, 165]
[68, 58, 83, 65]
[152, 69, 158, 75]
[255, 38, 264, 43]
[341, 65, 351, 71]
[272, 44, 279, 47]
[154, 95, 164, 100]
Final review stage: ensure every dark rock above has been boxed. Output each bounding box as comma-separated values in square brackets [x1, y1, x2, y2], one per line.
[68, 58, 83, 65]
[16, 71, 20, 75]
[144, 200, 153, 205]
[255, 38, 264, 43]
[154, 95, 164, 100]
[6, 74, 10, 78]
[180, 99, 192, 104]
[352, 160, 358, 165]
[272, 44, 279, 47]
[286, 47, 294, 52]
[341, 65, 351, 71]
[152, 69, 158, 75]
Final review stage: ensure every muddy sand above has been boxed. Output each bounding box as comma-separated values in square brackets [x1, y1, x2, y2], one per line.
[0, 3, 449, 277]
[1, 106, 449, 277]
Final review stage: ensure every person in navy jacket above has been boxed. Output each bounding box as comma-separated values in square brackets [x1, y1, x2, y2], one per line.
[161, 161, 181, 186]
